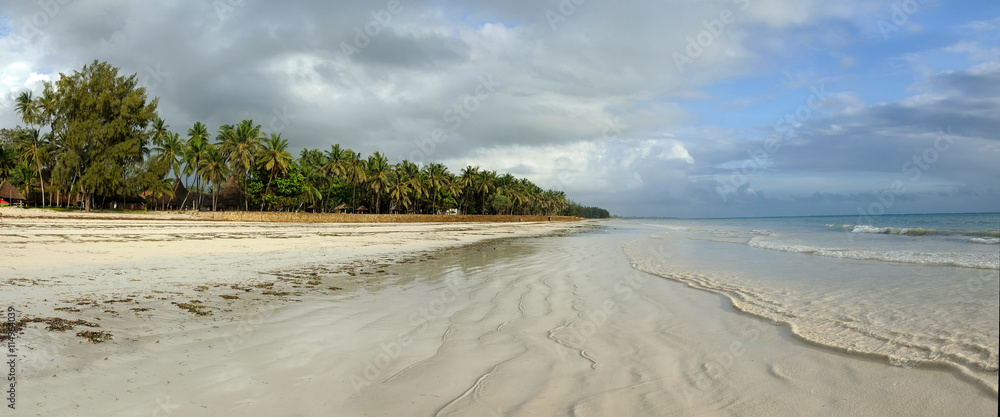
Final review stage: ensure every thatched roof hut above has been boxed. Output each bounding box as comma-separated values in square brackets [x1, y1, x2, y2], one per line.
[355, 205, 369, 213]
[389, 204, 402, 214]
[334, 203, 351, 214]
[217, 177, 245, 210]
[154, 179, 188, 209]
[0, 180, 26, 204]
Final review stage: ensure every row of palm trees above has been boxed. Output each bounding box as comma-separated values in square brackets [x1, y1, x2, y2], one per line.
[2, 90, 569, 215]
[1, 91, 56, 205]
[147, 117, 568, 215]
[296, 145, 569, 215]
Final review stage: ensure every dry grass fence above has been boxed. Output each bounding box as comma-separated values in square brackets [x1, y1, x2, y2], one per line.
[193, 211, 581, 224]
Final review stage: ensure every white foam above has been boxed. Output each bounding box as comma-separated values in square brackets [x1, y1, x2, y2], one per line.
[627, 236, 1000, 394]
[747, 236, 999, 270]
[971, 237, 1000, 245]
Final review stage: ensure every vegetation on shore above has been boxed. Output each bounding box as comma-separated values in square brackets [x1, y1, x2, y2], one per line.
[1, 60, 610, 218]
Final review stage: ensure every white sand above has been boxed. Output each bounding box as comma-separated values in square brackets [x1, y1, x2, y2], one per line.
[1, 212, 995, 416]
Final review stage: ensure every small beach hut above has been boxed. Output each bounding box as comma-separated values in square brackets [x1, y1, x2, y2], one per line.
[334, 203, 352, 214]
[0, 180, 26, 207]
[355, 205, 369, 214]
[157, 179, 188, 210]
[389, 204, 402, 214]
[217, 177, 246, 210]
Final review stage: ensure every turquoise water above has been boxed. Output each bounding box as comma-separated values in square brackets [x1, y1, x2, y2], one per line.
[622, 213, 999, 389]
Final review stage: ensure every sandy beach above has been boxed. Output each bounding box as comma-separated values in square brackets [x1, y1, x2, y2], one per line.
[1, 211, 995, 416]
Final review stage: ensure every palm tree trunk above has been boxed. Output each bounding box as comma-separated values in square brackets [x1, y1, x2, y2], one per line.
[196, 170, 202, 211]
[242, 172, 249, 211]
[36, 162, 45, 208]
[261, 172, 275, 211]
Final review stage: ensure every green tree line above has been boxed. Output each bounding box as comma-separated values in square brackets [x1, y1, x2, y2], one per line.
[1, 60, 610, 217]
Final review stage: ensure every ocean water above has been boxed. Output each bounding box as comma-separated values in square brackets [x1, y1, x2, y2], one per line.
[623, 213, 999, 390]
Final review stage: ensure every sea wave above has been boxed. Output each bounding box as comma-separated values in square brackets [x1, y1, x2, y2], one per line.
[747, 236, 1000, 270]
[640, 223, 688, 231]
[971, 237, 1000, 245]
[826, 224, 1000, 238]
[625, 239, 999, 394]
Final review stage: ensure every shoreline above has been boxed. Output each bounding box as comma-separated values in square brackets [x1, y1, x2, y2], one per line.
[0, 207, 584, 223]
[629, 264, 1000, 398]
[621, 219, 999, 400]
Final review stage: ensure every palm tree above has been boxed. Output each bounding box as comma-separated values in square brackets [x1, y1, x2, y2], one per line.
[45, 129, 77, 208]
[153, 132, 184, 180]
[496, 173, 517, 215]
[185, 122, 211, 209]
[323, 144, 346, 180]
[14, 91, 40, 129]
[393, 160, 423, 212]
[459, 165, 479, 214]
[298, 148, 324, 170]
[147, 177, 175, 211]
[38, 85, 60, 156]
[442, 175, 462, 213]
[150, 118, 169, 147]
[257, 133, 293, 210]
[218, 120, 262, 210]
[298, 163, 324, 211]
[319, 144, 347, 212]
[476, 170, 497, 214]
[366, 152, 391, 213]
[388, 171, 412, 213]
[198, 144, 228, 211]
[0, 144, 17, 181]
[16, 129, 48, 207]
[423, 163, 450, 214]
[343, 149, 367, 210]
[10, 163, 34, 197]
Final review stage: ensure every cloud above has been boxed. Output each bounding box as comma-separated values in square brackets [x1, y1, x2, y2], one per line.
[0, 0, 996, 217]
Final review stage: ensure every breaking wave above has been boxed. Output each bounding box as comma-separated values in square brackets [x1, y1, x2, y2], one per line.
[826, 224, 1000, 239]
[747, 236, 999, 270]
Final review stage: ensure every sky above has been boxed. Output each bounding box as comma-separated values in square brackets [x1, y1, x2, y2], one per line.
[1, 0, 998, 218]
